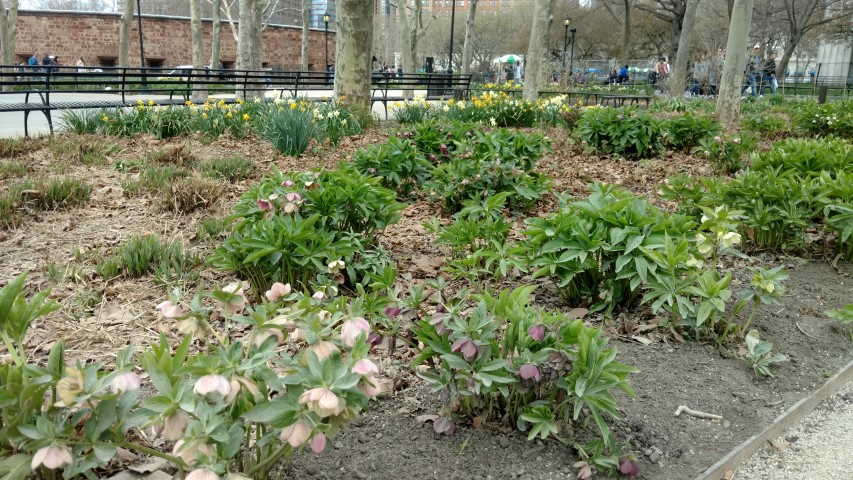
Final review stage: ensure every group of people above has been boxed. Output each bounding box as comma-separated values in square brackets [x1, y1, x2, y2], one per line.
[23, 51, 87, 74]
[739, 45, 777, 97]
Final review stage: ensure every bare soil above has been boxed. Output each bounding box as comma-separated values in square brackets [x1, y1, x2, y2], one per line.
[1, 127, 851, 479]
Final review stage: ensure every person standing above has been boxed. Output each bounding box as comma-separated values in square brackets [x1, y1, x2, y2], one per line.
[741, 45, 762, 97]
[28, 51, 39, 77]
[76, 57, 85, 72]
[762, 53, 777, 95]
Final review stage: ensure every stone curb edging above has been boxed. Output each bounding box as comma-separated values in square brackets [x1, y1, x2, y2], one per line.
[695, 356, 853, 480]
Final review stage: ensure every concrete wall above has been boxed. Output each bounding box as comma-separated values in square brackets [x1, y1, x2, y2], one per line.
[14, 10, 337, 71]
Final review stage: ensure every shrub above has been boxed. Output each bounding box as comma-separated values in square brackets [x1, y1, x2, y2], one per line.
[114, 234, 201, 281]
[695, 131, 758, 174]
[161, 177, 225, 212]
[397, 118, 477, 158]
[577, 106, 665, 159]
[259, 102, 314, 156]
[392, 98, 432, 124]
[663, 112, 721, 151]
[523, 183, 697, 314]
[411, 286, 636, 475]
[311, 101, 369, 145]
[58, 109, 102, 134]
[741, 113, 788, 137]
[424, 128, 552, 213]
[211, 167, 402, 296]
[824, 202, 853, 262]
[0, 271, 379, 480]
[792, 98, 853, 138]
[351, 136, 432, 198]
[202, 156, 256, 182]
[121, 164, 191, 196]
[0, 161, 26, 179]
[750, 137, 852, 174]
[33, 178, 93, 210]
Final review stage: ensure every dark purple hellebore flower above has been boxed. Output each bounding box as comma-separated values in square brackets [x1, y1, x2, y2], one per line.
[519, 364, 541, 382]
[451, 338, 478, 361]
[367, 332, 384, 348]
[618, 455, 640, 476]
[384, 305, 401, 318]
[440, 144, 449, 155]
[528, 324, 545, 342]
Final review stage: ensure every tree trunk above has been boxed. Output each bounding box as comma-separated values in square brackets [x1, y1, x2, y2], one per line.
[300, 0, 309, 70]
[118, 0, 134, 68]
[398, 0, 414, 98]
[775, 32, 801, 78]
[669, 0, 698, 97]
[461, 0, 478, 76]
[334, 0, 373, 110]
[191, 0, 206, 100]
[521, 0, 556, 101]
[716, 0, 754, 130]
[0, 0, 18, 93]
[237, 0, 263, 100]
[210, 0, 221, 70]
[620, 0, 632, 66]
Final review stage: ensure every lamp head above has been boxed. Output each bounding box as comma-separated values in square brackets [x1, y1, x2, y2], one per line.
[564, 18, 571, 27]
[323, 12, 330, 23]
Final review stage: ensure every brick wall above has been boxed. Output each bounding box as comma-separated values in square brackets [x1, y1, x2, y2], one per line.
[15, 10, 336, 71]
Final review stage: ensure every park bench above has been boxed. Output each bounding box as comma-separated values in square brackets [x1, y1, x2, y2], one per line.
[0, 65, 244, 136]
[599, 94, 653, 107]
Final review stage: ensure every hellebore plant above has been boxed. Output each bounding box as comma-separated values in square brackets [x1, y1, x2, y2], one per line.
[411, 285, 637, 476]
[0, 272, 382, 480]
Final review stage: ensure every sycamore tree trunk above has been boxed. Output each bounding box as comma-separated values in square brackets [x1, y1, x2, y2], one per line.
[460, 0, 478, 76]
[397, 0, 415, 98]
[334, 0, 373, 110]
[118, 0, 134, 68]
[191, 0, 206, 100]
[300, 0, 309, 70]
[776, 31, 802, 78]
[620, 0, 632, 66]
[210, 0, 222, 70]
[669, 0, 698, 97]
[237, 0, 263, 100]
[522, 0, 555, 101]
[0, 0, 19, 92]
[717, 0, 754, 129]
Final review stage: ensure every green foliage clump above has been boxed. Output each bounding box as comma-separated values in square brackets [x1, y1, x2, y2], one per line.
[695, 132, 758, 175]
[352, 136, 432, 198]
[577, 106, 665, 159]
[201, 156, 256, 182]
[211, 167, 403, 297]
[424, 128, 552, 213]
[663, 112, 722, 151]
[792, 98, 853, 138]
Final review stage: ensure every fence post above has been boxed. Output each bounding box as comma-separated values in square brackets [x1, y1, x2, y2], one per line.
[818, 85, 828, 104]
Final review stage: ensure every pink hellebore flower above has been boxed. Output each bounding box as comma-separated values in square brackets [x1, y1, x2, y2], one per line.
[285, 192, 302, 203]
[359, 376, 381, 397]
[384, 305, 401, 318]
[185, 469, 221, 480]
[257, 198, 274, 212]
[352, 359, 379, 376]
[265, 282, 292, 302]
[280, 420, 312, 448]
[154, 410, 190, 441]
[282, 179, 295, 187]
[519, 364, 541, 382]
[341, 317, 371, 347]
[312, 291, 326, 300]
[156, 300, 183, 319]
[110, 372, 142, 394]
[433, 417, 456, 436]
[194, 374, 232, 397]
[31, 445, 73, 470]
[172, 439, 215, 467]
[450, 338, 478, 361]
[308, 341, 340, 362]
[219, 282, 248, 316]
[310, 432, 327, 454]
[528, 324, 545, 342]
[298, 387, 345, 417]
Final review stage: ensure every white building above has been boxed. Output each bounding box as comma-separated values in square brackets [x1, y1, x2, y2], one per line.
[816, 35, 853, 84]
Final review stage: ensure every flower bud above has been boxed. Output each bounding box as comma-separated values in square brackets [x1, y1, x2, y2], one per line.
[519, 364, 541, 382]
[310, 432, 327, 454]
[527, 324, 545, 342]
[156, 300, 183, 319]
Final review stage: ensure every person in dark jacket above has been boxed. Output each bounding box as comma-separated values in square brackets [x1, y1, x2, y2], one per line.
[762, 54, 777, 95]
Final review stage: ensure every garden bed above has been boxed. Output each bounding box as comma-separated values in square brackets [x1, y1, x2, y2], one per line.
[1, 100, 852, 479]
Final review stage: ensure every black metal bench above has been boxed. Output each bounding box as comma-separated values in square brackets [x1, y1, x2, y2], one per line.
[599, 94, 653, 107]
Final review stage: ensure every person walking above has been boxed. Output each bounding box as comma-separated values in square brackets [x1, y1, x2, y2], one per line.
[762, 53, 777, 95]
[741, 45, 762, 97]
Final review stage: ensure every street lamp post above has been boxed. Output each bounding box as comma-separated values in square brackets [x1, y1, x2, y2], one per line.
[569, 28, 577, 85]
[448, 0, 457, 74]
[562, 18, 570, 69]
[323, 12, 330, 82]
[136, 0, 147, 90]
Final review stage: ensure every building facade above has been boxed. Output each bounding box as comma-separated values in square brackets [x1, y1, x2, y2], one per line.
[15, 10, 336, 71]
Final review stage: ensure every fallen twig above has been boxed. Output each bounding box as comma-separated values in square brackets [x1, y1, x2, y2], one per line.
[674, 405, 724, 421]
[795, 322, 818, 340]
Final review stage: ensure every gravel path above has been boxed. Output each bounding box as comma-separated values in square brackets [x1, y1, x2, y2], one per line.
[734, 380, 853, 479]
